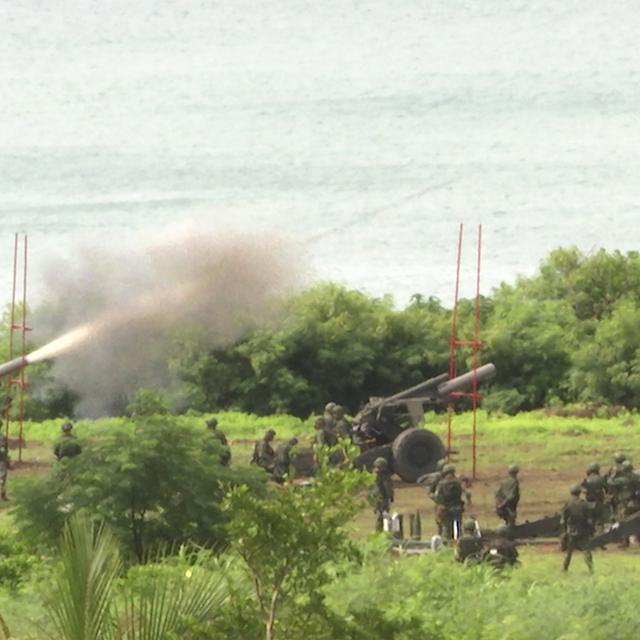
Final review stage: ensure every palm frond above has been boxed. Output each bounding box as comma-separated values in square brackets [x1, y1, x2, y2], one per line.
[44, 515, 121, 640]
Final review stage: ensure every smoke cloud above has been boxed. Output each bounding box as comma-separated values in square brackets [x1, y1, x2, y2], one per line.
[31, 227, 306, 417]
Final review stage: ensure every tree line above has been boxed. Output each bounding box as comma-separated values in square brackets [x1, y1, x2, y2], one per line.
[7, 246, 640, 420]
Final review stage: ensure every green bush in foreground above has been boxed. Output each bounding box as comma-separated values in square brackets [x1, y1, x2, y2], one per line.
[11, 416, 267, 561]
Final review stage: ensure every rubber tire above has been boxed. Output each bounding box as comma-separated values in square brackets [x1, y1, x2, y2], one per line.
[391, 427, 445, 483]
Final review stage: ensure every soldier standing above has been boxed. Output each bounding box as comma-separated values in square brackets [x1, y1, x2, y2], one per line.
[581, 462, 608, 528]
[371, 457, 394, 532]
[434, 464, 470, 540]
[609, 460, 640, 547]
[333, 405, 352, 441]
[313, 416, 337, 448]
[251, 428, 276, 473]
[206, 416, 231, 466]
[455, 519, 484, 564]
[417, 458, 447, 535]
[323, 402, 337, 436]
[560, 484, 594, 573]
[606, 452, 627, 481]
[53, 421, 82, 460]
[273, 437, 298, 484]
[495, 465, 520, 527]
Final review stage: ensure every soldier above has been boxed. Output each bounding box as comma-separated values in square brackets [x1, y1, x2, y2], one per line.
[434, 464, 470, 540]
[371, 457, 394, 532]
[560, 484, 594, 573]
[0, 439, 10, 501]
[313, 416, 337, 448]
[323, 402, 337, 435]
[495, 464, 520, 527]
[206, 416, 231, 466]
[606, 452, 627, 481]
[455, 519, 484, 564]
[251, 428, 276, 473]
[609, 460, 640, 548]
[333, 405, 352, 441]
[484, 525, 520, 569]
[273, 437, 298, 484]
[53, 421, 82, 460]
[417, 458, 447, 535]
[581, 462, 608, 527]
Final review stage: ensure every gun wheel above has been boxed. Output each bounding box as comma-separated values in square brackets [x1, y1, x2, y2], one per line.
[391, 427, 445, 483]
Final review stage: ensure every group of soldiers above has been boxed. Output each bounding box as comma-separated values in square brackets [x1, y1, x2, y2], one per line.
[371, 450, 640, 572]
[249, 427, 299, 483]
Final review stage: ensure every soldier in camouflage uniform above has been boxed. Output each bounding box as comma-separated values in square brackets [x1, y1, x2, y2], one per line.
[273, 437, 298, 484]
[495, 464, 520, 527]
[606, 452, 627, 482]
[371, 457, 394, 532]
[455, 519, 484, 564]
[53, 422, 82, 460]
[608, 460, 640, 546]
[484, 524, 520, 569]
[560, 484, 594, 572]
[313, 416, 337, 448]
[206, 417, 231, 466]
[581, 462, 608, 528]
[417, 458, 447, 535]
[323, 402, 337, 436]
[251, 428, 276, 473]
[333, 405, 352, 441]
[434, 464, 470, 540]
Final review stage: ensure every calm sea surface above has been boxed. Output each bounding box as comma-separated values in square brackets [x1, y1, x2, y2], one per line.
[1, 0, 639, 308]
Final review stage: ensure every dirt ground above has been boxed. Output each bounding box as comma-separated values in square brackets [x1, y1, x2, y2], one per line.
[353, 461, 602, 544]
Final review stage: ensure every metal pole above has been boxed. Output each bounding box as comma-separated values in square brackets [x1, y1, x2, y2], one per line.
[447, 224, 464, 457]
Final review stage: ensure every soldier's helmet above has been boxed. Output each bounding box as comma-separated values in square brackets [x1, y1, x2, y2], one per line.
[622, 460, 634, 471]
[288, 437, 298, 446]
[324, 402, 336, 412]
[436, 458, 447, 471]
[587, 462, 600, 474]
[206, 417, 218, 428]
[314, 416, 326, 429]
[614, 452, 627, 463]
[494, 524, 510, 537]
[333, 405, 345, 418]
[372, 457, 388, 469]
[508, 464, 520, 474]
[61, 421, 73, 433]
[462, 519, 476, 532]
[264, 428, 276, 440]
[569, 484, 582, 495]
[442, 463, 455, 475]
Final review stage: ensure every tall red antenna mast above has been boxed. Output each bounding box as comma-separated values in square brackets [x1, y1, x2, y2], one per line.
[4, 234, 30, 462]
[446, 224, 485, 479]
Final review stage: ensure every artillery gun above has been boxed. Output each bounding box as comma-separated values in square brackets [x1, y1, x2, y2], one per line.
[351, 363, 496, 482]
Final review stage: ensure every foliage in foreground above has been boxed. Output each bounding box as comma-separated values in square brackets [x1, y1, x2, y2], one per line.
[10, 416, 266, 561]
[223, 456, 372, 640]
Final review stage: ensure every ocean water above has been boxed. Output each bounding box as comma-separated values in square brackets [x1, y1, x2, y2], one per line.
[1, 0, 639, 308]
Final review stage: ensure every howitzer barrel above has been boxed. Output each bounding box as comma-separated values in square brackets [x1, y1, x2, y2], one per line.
[0, 356, 29, 378]
[383, 373, 450, 404]
[436, 363, 496, 397]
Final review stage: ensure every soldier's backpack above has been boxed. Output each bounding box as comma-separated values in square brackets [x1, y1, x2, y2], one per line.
[437, 477, 463, 506]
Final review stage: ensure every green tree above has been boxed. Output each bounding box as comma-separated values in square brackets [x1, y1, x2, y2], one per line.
[223, 458, 371, 640]
[569, 298, 640, 408]
[12, 417, 266, 561]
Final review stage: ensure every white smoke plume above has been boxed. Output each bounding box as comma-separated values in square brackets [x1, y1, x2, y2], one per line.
[30, 228, 306, 417]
